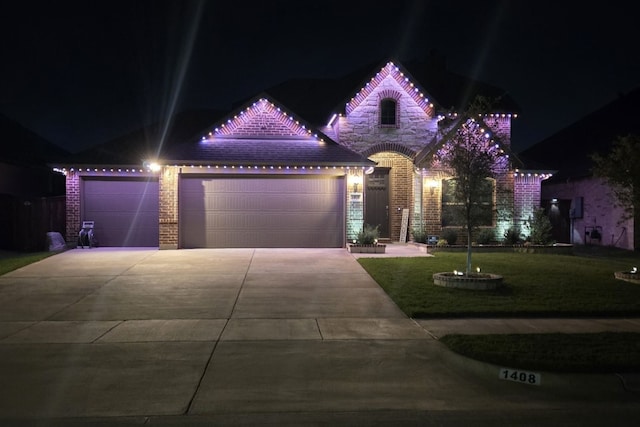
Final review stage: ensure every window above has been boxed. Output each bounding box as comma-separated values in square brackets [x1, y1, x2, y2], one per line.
[441, 178, 494, 227]
[379, 98, 397, 127]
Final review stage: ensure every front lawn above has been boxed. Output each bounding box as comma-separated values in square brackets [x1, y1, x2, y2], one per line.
[358, 251, 640, 318]
[441, 332, 640, 373]
[0, 251, 56, 276]
[359, 249, 640, 372]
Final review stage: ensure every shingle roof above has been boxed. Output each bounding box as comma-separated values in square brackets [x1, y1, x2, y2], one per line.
[518, 87, 640, 180]
[1, 113, 70, 167]
[63, 56, 519, 167]
[67, 108, 227, 165]
[166, 136, 374, 167]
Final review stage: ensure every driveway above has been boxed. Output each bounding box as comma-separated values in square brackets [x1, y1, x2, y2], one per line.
[0, 247, 638, 425]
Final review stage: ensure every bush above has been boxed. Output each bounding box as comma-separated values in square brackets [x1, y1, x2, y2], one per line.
[475, 228, 495, 245]
[412, 228, 428, 244]
[440, 229, 458, 245]
[524, 208, 555, 245]
[357, 224, 380, 244]
[504, 226, 523, 245]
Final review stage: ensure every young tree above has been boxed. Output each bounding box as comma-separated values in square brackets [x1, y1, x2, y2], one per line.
[591, 134, 640, 223]
[436, 96, 508, 274]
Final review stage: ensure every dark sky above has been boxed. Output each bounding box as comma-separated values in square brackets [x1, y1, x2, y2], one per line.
[2, 0, 638, 154]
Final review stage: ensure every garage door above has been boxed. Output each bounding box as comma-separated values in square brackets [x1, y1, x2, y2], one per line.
[83, 178, 159, 247]
[180, 175, 345, 248]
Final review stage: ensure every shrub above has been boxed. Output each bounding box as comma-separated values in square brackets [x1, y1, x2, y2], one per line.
[357, 224, 380, 244]
[440, 229, 458, 245]
[524, 208, 555, 245]
[504, 226, 523, 245]
[475, 228, 495, 245]
[412, 228, 428, 244]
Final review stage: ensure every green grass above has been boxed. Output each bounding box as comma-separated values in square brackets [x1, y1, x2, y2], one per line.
[358, 251, 640, 318]
[0, 251, 56, 276]
[359, 248, 640, 372]
[440, 332, 640, 373]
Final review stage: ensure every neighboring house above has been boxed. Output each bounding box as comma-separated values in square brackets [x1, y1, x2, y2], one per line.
[519, 88, 640, 250]
[54, 57, 550, 248]
[0, 114, 68, 250]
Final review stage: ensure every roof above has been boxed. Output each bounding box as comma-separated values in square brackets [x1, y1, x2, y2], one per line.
[165, 96, 374, 167]
[67, 108, 227, 165]
[262, 55, 520, 126]
[518, 87, 640, 181]
[166, 136, 374, 167]
[1, 113, 70, 167]
[62, 56, 519, 167]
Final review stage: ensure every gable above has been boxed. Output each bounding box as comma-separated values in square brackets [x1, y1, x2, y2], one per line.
[345, 62, 436, 118]
[167, 97, 375, 167]
[201, 98, 317, 139]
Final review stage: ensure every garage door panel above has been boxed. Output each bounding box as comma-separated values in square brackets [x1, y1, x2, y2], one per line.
[83, 179, 159, 247]
[180, 176, 344, 248]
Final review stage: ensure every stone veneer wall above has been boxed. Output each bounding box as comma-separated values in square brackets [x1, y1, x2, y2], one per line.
[337, 74, 438, 155]
[159, 166, 179, 249]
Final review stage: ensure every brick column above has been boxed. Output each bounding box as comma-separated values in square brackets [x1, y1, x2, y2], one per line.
[159, 166, 179, 249]
[65, 171, 81, 244]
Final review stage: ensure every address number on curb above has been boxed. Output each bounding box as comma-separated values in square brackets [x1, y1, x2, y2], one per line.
[499, 368, 541, 386]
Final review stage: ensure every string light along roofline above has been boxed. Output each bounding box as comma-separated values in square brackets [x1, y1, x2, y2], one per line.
[199, 97, 327, 144]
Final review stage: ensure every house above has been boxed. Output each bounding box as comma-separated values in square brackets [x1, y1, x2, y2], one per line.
[54, 58, 550, 249]
[519, 88, 640, 250]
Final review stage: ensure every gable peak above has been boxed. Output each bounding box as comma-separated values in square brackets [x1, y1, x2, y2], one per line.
[345, 61, 435, 116]
[199, 97, 327, 142]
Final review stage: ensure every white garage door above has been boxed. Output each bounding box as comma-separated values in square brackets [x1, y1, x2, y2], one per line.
[82, 178, 159, 247]
[180, 175, 345, 248]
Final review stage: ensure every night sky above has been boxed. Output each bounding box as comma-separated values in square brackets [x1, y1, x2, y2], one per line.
[2, 0, 638, 154]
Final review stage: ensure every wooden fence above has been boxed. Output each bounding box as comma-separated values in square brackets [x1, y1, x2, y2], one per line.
[0, 195, 66, 251]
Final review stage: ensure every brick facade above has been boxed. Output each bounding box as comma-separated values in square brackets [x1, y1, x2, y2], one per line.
[61, 62, 541, 249]
[65, 170, 80, 243]
[514, 173, 544, 231]
[368, 152, 414, 241]
[542, 177, 633, 250]
[159, 166, 179, 249]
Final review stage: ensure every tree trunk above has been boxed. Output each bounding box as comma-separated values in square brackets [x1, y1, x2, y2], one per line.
[466, 227, 472, 274]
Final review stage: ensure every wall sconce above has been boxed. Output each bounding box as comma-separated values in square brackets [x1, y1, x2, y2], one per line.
[428, 179, 439, 195]
[350, 175, 363, 193]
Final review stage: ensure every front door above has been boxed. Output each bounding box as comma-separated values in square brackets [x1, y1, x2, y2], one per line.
[365, 168, 390, 238]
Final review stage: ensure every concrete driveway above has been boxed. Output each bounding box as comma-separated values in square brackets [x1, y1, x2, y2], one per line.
[0, 247, 638, 425]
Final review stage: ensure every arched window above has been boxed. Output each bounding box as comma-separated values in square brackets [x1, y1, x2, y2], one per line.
[379, 98, 397, 127]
